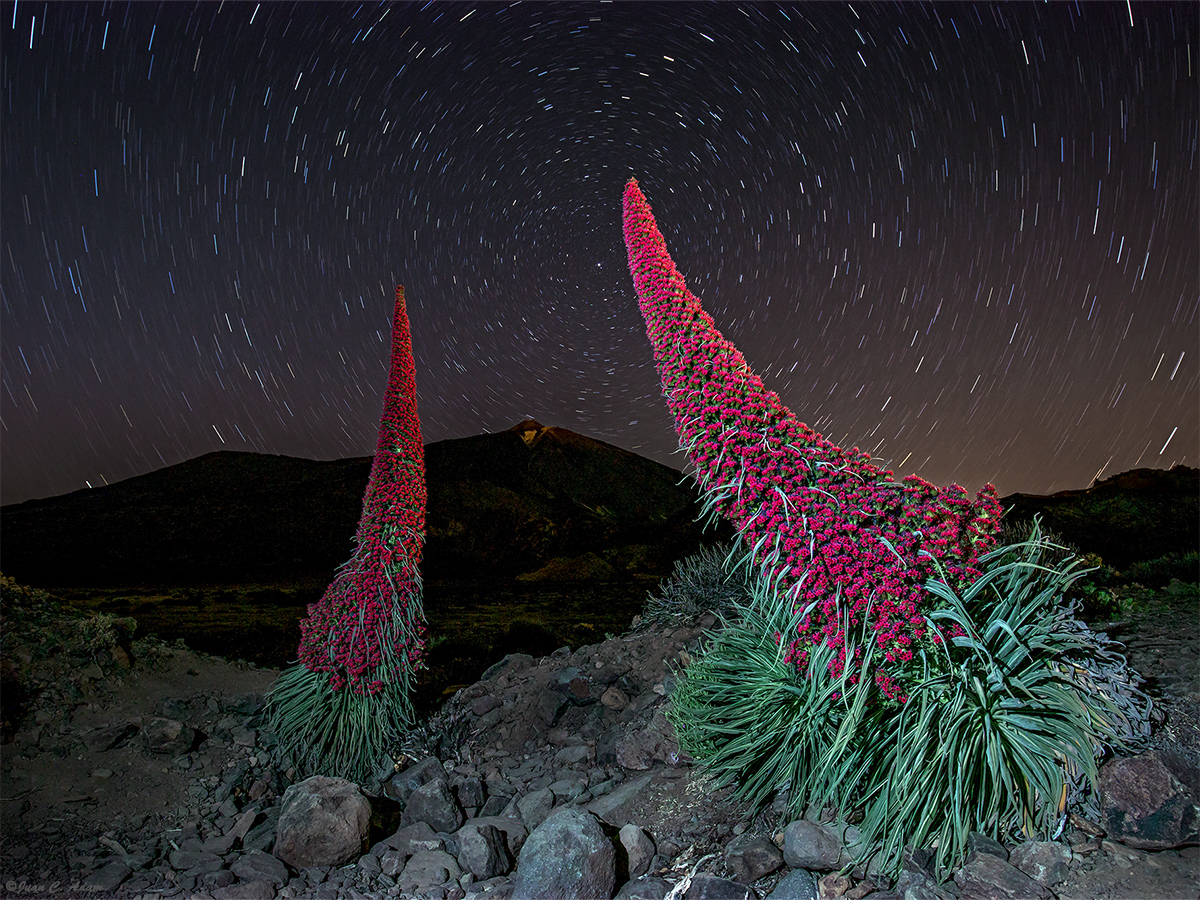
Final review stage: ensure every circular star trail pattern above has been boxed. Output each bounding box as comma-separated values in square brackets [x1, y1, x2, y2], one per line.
[2, 1, 1196, 505]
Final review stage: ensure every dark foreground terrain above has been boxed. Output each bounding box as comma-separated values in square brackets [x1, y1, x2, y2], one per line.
[0, 575, 1196, 900]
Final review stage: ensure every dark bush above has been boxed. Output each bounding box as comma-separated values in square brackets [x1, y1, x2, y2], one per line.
[1121, 551, 1199, 587]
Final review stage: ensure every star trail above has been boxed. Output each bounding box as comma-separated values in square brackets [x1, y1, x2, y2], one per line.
[2, 1, 1196, 506]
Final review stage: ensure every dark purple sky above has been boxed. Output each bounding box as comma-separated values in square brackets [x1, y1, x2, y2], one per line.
[3, 1, 1196, 505]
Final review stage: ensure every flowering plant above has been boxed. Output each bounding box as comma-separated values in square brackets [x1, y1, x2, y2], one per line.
[267, 285, 427, 781]
[623, 178, 1002, 700]
[629, 179, 1155, 874]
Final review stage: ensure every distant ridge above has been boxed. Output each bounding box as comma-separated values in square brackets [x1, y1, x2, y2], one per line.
[1000, 465, 1198, 570]
[4, 435, 1192, 586]
[0, 423, 727, 587]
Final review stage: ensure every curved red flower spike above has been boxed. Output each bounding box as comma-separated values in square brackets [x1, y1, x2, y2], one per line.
[623, 178, 1002, 698]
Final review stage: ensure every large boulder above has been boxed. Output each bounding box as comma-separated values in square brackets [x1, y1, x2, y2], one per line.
[1098, 750, 1199, 849]
[510, 807, 616, 900]
[272, 776, 370, 868]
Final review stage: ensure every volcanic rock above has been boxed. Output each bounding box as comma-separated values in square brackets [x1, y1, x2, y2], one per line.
[272, 776, 370, 868]
[510, 807, 615, 900]
[1098, 749, 1200, 849]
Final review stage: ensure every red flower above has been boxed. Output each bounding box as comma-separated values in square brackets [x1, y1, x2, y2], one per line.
[295, 285, 427, 696]
[623, 179, 1002, 698]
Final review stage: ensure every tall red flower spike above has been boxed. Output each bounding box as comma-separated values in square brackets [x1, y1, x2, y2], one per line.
[268, 286, 426, 780]
[297, 285, 427, 696]
[623, 178, 1002, 699]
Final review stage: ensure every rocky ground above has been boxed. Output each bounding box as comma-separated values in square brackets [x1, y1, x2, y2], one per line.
[1, 577, 1197, 900]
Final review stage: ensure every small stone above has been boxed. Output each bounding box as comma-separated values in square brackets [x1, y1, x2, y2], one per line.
[144, 717, 195, 754]
[817, 872, 850, 899]
[782, 820, 843, 871]
[547, 778, 586, 803]
[470, 815, 529, 856]
[601, 686, 630, 710]
[471, 694, 503, 716]
[83, 861, 132, 892]
[553, 744, 592, 766]
[586, 774, 655, 826]
[357, 853, 382, 876]
[159, 697, 191, 719]
[168, 849, 224, 874]
[401, 777, 465, 834]
[619, 824, 656, 880]
[516, 787, 556, 831]
[683, 873, 755, 899]
[615, 709, 682, 770]
[399, 849, 463, 892]
[953, 850, 1054, 900]
[231, 848, 291, 886]
[228, 692, 265, 715]
[231, 725, 258, 746]
[616, 877, 674, 900]
[227, 807, 260, 841]
[385, 821, 445, 854]
[966, 832, 1007, 860]
[211, 880, 277, 899]
[387, 756, 448, 804]
[456, 776, 487, 809]
[764, 868, 818, 900]
[724, 832, 783, 883]
[83, 721, 138, 752]
[537, 690, 569, 726]
[1008, 841, 1071, 886]
[202, 832, 239, 855]
[200, 869, 238, 890]
[456, 822, 514, 879]
[381, 849, 407, 876]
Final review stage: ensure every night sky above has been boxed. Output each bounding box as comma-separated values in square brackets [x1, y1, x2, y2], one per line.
[3, 1, 1196, 507]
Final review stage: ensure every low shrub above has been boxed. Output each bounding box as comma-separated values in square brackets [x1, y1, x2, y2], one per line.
[642, 542, 752, 626]
[1121, 551, 1200, 587]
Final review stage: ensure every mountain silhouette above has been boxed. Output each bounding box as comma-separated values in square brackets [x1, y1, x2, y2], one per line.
[3, 428, 1192, 587]
[0, 421, 729, 587]
[1000, 465, 1198, 571]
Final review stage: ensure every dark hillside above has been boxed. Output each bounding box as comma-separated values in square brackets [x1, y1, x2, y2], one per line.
[0, 421, 726, 587]
[1000, 465, 1198, 571]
